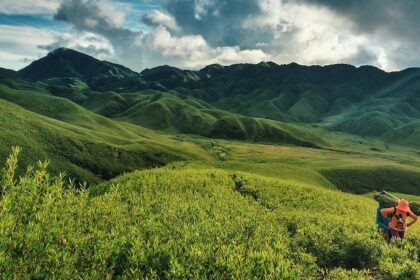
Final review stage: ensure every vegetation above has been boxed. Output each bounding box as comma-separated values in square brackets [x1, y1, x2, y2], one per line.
[0, 95, 209, 184]
[2, 48, 420, 279]
[9, 48, 420, 149]
[0, 148, 419, 279]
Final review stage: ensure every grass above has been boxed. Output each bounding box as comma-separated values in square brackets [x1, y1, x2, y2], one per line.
[0, 98, 210, 184]
[1, 148, 419, 279]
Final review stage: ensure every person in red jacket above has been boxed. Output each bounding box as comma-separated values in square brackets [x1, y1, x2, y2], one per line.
[381, 199, 418, 240]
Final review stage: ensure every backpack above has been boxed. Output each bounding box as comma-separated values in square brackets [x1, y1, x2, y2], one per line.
[375, 205, 390, 230]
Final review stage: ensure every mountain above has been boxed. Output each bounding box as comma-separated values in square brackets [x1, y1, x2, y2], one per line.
[17, 48, 148, 92]
[18, 48, 139, 81]
[141, 61, 420, 148]
[9, 48, 420, 149]
[0, 67, 16, 76]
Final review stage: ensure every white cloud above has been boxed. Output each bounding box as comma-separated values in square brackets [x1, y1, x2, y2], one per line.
[242, 1, 371, 67]
[40, 32, 116, 61]
[1, 0, 412, 71]
[0, 25, 56, 70]
[0, 24, 117, 70]
[143, 26, 269, 68]
[194, 0, 216, 20]
[0, 0, 61, 14]
[142, 10, 180, 32]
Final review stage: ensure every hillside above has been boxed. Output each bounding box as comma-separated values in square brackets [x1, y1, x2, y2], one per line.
[1, 47, 420, 279]
[0, 70, 326, 147]
[0, 75, 211, 183]
[1, 150, 419, 279]
[13, 48, 420, 148]
[141, 62, 420, 148]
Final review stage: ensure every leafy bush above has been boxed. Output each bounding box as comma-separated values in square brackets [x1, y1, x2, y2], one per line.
[0, 149, 419, 279]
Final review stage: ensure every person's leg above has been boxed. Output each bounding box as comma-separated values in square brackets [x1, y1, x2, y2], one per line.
[383, 229, 391, 243]
[390, 229, 400, 240]
[399, 231, 405, 240]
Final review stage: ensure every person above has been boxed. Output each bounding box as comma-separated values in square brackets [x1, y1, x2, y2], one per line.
[380, 199, 418, 241]
[375, 204, 391, 243]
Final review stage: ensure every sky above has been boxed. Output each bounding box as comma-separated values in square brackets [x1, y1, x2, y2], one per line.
[0, 0, 419, 72]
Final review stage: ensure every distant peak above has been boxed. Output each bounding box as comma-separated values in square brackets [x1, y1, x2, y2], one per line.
[47, 48, 89, 58]
[258, 61, 278, 67]
[53, 47, 70, 52]
[141, 65, 182, 75]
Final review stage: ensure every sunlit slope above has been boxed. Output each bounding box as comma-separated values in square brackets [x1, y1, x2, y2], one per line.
[0, 99, 208, 183]
[4, 161, 415, 279]
[107, 91, 326, 147]
[187, 137, 420, 196]
[0, 73, 327, 147]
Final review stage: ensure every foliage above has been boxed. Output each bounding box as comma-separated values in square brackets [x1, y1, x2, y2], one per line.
[1, 150, 419, 279]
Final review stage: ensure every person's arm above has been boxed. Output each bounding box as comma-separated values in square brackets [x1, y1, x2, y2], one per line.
[380, 207, 394, 218]
[407, 211, 418, 227]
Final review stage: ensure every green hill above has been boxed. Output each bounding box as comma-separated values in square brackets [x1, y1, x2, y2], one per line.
[1, 48, 420, 279]
[0, 98, 210, 183]
[0, 74, 211, 183]
[14, 48, 420, 148]
[1, 151, 419, 279]
[111, 91, 325, 147]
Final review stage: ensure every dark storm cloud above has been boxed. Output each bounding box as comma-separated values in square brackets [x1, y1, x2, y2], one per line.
[298, 0, 420, 68]
[160, 0, 276, 49]
[300, 0, 420, 37]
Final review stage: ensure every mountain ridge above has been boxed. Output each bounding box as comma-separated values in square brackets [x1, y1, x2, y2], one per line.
[4, 47, 420, 148]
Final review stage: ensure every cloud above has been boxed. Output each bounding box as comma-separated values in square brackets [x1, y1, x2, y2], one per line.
[0, 25, 56, 70]
[0, 0, 61, 14]
[157, 0, 420, 71]
[54, 0, 125, 30]
[142, 10, 180, 32]
[159, 0, 374, 66]
[161, 0, 265, 48]
[54, 0, 143, 69]
[49, 0, 271, 70]
[143, 26, 269, 68]
[3, 0, 419, 71]
[38, 32, 115, 61]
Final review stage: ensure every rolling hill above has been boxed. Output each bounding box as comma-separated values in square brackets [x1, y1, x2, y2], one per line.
[2, 47, 420, 184]
[0, 74, 210, 184]
[12, 48, 420, 149]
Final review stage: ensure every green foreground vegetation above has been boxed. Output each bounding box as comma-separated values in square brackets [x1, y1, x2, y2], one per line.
[1, 148, 419, 279]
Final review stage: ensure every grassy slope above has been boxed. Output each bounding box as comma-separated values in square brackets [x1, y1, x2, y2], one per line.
[0, 96, 210, 184]
[0, 71, 328, 148]
[2, 71, 420, 195]
[2, 149, 418, 279]
[107, 90, 327, 148]
[174, 131, 420, 196]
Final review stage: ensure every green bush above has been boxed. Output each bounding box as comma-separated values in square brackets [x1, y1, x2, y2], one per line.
[0, 149, 419, 279]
